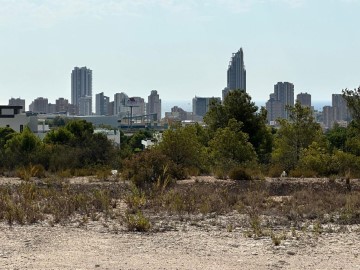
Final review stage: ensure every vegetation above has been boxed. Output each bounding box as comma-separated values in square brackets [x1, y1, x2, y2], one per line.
[1, 89, 360, 238]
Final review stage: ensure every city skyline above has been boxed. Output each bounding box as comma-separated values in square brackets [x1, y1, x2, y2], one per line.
[1, 0, 360, 106]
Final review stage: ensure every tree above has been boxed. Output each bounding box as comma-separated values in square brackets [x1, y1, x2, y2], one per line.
[209, 119, 257, 173]
[342, 87, 360, 124]
[158, 124, 207, 177]
[128, 130, 152, 152]
[4, 127, 42, 167]
[204, 90, 272, 163]
[0, 127, 16, 149]
[326, 123, 347, 151]
[272, 101, 323, 171]
[297, 142, 333, 176]
[43, 127, 75, 145]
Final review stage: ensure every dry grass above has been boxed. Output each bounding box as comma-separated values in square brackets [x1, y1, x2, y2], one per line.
[0, 176, 359, 237]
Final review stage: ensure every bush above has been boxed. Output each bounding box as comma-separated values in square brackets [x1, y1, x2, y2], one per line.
[229, 167, 252, 180]
[16, 164, 46, 180]
[122, 148, 176, 189]
[125, 210, 151, 232]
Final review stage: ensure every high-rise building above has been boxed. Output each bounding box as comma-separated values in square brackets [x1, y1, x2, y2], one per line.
[107, 101, 114, 116]
[47, 103, 56, 114]
[55, 98, 69, 113]
[297, 92, 311, 108]
[114, 92, 130, 116]
[227, 48, 246, 92]
[71, 67, 92, 115]
[274, 82, 294, 120]
[265, 82, 294, 123]
[8, 98, 25, 113]
[323, 106, 334, 129]
[30, 97, 48, 113]
[192, 96, 221, 119]
[265, 94, 283, 124]
[332, 94, 350, 122]
[95, 92, 110, 116]
[130, 97, 146, 117]
[79, 96, 92, 116]
[147, 90, 161, 121]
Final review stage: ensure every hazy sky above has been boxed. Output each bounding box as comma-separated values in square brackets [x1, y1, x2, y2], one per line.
[0, 0, 360, 109]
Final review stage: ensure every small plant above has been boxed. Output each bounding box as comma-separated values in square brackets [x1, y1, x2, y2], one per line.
[125, 185, 146, 210]
[16, 164, 46, 180]
[227, 223, 234, 232]
[271, 233, 282, 246]
[249, 214, 263, 237]
[313, 221, 323, 235]
[125, 210, 151, 232]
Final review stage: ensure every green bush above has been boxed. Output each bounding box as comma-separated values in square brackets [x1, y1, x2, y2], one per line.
[125, 210, 151, 232]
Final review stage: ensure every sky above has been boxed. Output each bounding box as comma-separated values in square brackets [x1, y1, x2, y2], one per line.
[0, 0, 360, 110]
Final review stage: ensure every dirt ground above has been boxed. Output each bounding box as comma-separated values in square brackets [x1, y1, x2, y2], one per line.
[0, 176, 360, 269]
[0, 222, 359, 270]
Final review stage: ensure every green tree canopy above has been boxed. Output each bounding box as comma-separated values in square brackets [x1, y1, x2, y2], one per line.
[342, 87, 360, 124]
[209, 119, 257, 173]
[204, 89, 272, 163]
[158, 124, 207, 176]
[272, 101, 323, 171]
[4, 127, 42, 167]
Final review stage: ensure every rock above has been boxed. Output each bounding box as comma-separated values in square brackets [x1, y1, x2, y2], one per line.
[287, 250, 296, 255]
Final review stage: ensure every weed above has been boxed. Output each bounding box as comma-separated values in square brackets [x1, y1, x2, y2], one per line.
[125, 210, 151, 232]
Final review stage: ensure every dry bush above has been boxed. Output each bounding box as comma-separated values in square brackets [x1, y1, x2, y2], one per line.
[0, 181, 121, 225]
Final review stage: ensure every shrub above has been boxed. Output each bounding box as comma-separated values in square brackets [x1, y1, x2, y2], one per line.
[229, 167, 252, 180]
[122, 148, 175, 189]
[16, 164, 46, 180]
[125, 210, 151, 232]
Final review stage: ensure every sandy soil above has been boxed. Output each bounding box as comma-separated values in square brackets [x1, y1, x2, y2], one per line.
[1, 176, 359, 269]
[0, 222, 359, 270]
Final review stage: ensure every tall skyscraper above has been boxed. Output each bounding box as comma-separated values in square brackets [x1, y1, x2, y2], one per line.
[265, 82, 294, 123]
[95, 92, 109, 116]
[332, 94, 350, 122]
[323, 106, 335, 129]
[147, 90, 161, 122]
[71, 67, 92, 115]
[274, 82, 294, 120]
[227, 48, 246, 91]
[265, 93, 283, 124]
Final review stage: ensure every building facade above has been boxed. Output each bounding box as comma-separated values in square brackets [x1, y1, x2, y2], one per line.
[95, 92, 110, 116]
[332, 94, 350, 122]
[297, 92, 311, 108]
[147, 90, 161, 121]
[79, 96, 92, 116]
[71, 66, 92, 115]
[265, 82, 294, 123]
[227, 48, 246, 92]
[29, 97, 49, 113]
[274, 82, 294, 120]
[192, 96, 221, 119]
[55, 98, 70, 113]
[8, 98, 25, 113]
[114, 92, 130, 116]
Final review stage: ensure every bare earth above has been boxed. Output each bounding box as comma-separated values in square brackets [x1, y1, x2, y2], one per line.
[0, 176, 359, 269]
